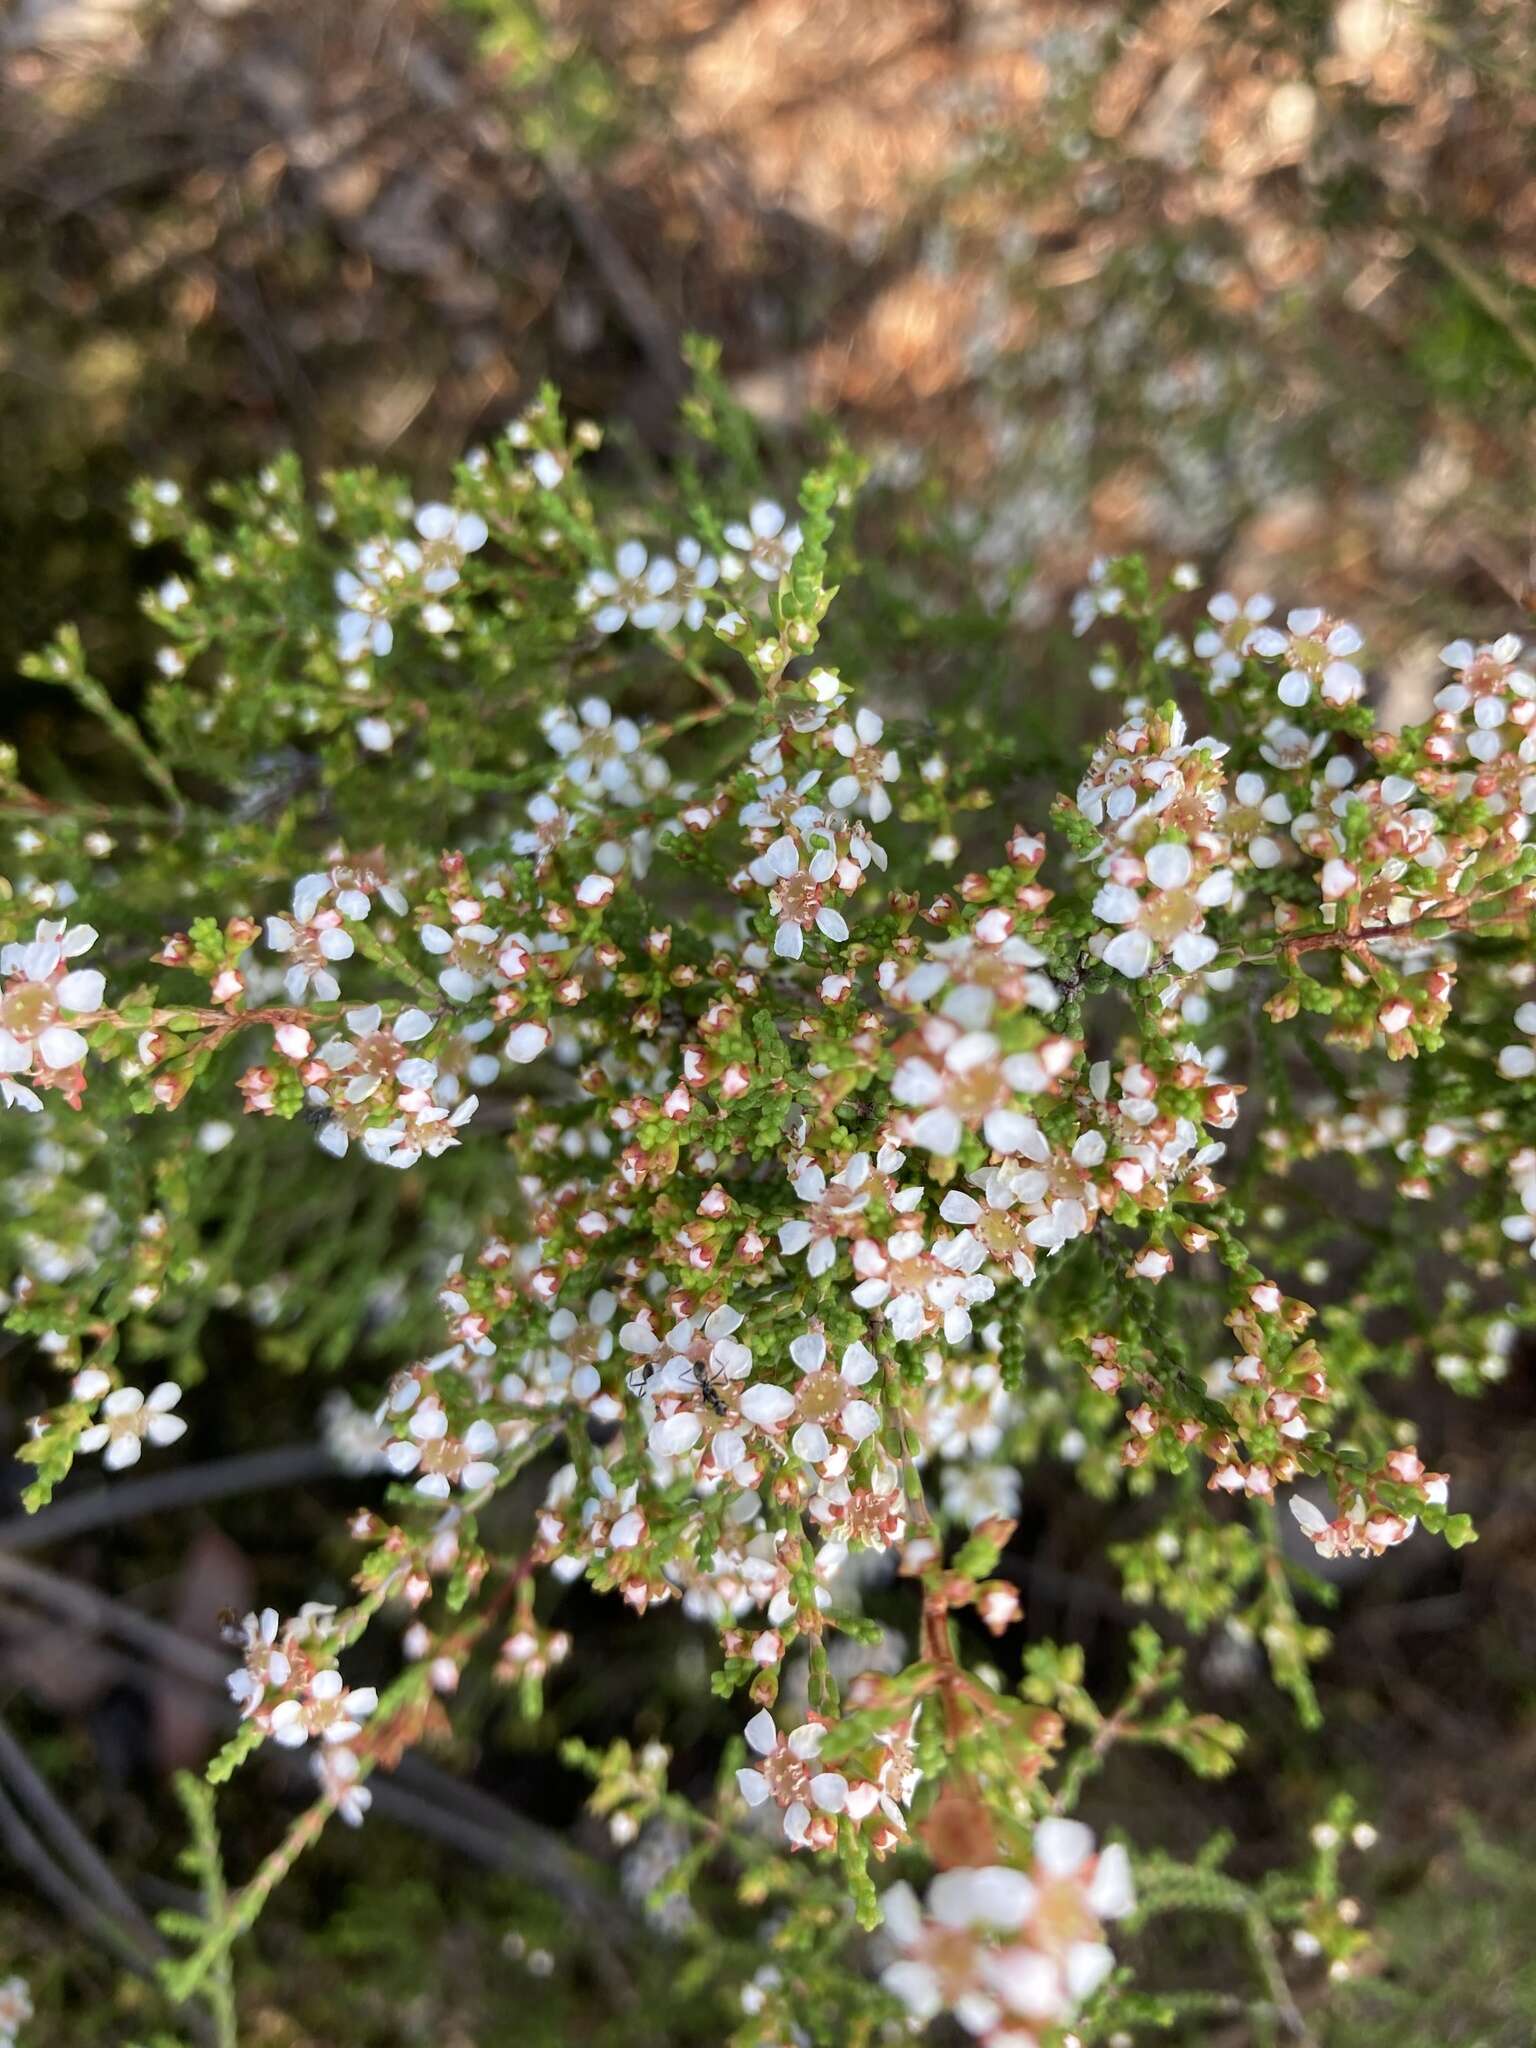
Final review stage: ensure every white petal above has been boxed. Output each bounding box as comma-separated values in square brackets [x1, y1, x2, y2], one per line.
[36, 1025, 88, 1070]
[789, 1333, 827, 1372]
[790, 1421, 831, 1463]
[56, 969, 105, 1013]
[928, 1865, 1037, 1932]
[744, 1710, 778, 1756]
[841, 1400, 881, 1442]
[1144, 842, 1192, 890]
[840, 1341, 878, 1385]
[882, 1961, 942, 2021]
[1033, 1815, 1094, 1878]
[650, 1411, 703, 1456]
[1102, 929, 1155, 979]
[740, 1383, 797, 1427]
[1088, 1841, 1135, 1918]
[1065, 1940, 1115, 2001]
[810, 1772, 848, 1813]
[909, 1106, 963, 1154]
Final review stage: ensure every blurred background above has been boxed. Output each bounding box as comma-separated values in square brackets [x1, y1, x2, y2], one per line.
[2, 1, 1536, 2043]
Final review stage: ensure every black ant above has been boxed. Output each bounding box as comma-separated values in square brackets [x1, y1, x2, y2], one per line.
[692, 1360, 731, 1418]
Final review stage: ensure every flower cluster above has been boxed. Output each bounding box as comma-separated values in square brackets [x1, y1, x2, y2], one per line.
[882, 1822, 1134, 2046]
[335, 502, 489, 661]
[225, 1603, 378, 1820]
[10, 426, 1522, 2040]
[575, 499, 801, 641]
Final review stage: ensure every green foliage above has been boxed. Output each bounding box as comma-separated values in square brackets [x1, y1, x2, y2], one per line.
[1, 356, 1530, 2048]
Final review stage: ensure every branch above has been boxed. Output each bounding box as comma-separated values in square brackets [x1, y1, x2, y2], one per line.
[0, 1780, 162, 1983]
[0, 1444, 339, 1553]
[0, 1712, 167, 1958]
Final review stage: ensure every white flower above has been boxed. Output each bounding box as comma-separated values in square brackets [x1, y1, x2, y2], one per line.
[827, 707, 901, 822]
[269, 1665, 379, 1749]
[334, 534, 422, 659]
[1194, 591, 1275, 685]
[505, 1020, 551, 1064]
[723, 500, 802, 583]
[777, 1153, 874, 1276]
[1250, 606, 1365, 708]
[735, 1710, 848, 1847]
[941, 1461, 1021, 1526]
[77, 1383, 187, 1471]
[382, 1396, 500, 1499]
[1093, 846, 1232, 980]
[881, 1825, 1132, 2041]
[577, 542, 687, 634]
[266, 882, 354, 1003]
[740, 1331, 883, 1467]
[358, 1090, 478, 1169]
[313, 1005, 436, 1106]
[0, 918, 106, 1110]
[313, 1743, 372, 1826]
[540, 696, 666, 809]
[890, 1020, 1057, 1156]
[0, 1974, 32, 2040]
[747, 833, 847, 960]
[413, 502, 488, 592]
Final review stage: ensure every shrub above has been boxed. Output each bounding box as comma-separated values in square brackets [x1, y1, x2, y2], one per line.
[3, 352, 1528, 2044]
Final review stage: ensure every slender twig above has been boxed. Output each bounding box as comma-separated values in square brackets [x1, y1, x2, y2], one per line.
[0, 1780, 157, 1977]
[0, 1552, 228, 1689]
[0, 1713, 165, 1955]
[0, 1444, 339, 1553]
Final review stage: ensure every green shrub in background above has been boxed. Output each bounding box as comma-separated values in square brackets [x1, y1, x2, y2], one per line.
[2, 348, 1534, 2045]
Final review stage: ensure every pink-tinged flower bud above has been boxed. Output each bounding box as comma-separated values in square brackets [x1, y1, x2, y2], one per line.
[976, 1582, 1023, 1635]
[1131, 1246, 1173, 1280]
[1382, 1448, 1425, 1484]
